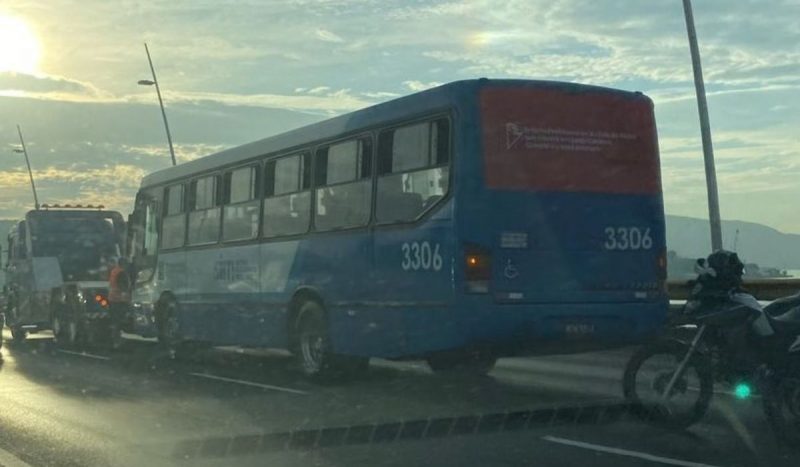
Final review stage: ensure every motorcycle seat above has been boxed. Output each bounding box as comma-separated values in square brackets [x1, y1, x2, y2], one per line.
[766, 304, 800, 335]
[764, 292, 800, 317]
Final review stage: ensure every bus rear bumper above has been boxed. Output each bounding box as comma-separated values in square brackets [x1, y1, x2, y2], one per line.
[402, 300, 667, 358]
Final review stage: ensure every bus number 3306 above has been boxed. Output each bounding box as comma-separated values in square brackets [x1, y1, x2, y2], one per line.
[401, 242, 443, 271]
[604, 227, 653, 251]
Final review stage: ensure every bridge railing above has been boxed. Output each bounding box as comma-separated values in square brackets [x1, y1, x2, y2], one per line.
[667, 278, 800, 301]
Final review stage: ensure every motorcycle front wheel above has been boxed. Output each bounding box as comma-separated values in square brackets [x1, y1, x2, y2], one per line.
[623, 339, 715, 429]
[763, 376, 800, 448]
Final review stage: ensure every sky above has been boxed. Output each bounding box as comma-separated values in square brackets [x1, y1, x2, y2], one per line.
[0, 0, 798, 233]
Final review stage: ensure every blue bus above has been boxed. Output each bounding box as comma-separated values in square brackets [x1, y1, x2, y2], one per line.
[126, 79, 667, 378]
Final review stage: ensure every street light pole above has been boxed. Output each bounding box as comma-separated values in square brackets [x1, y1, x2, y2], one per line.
[682, 0, 723, 252]
[15, 124, 40, 210]
[141, 42, 177, 166]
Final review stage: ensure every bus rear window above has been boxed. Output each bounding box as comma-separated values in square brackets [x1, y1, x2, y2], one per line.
[480, 86, 660, 195]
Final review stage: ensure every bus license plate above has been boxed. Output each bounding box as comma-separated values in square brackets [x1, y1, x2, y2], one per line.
[565, 323, 595, 336]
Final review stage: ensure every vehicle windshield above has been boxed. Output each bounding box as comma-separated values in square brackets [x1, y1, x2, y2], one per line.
[1, 2, 799, 467]
[28, 214, 122, 280]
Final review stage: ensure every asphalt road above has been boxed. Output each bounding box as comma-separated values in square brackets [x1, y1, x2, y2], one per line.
[0, 329, 798, 467]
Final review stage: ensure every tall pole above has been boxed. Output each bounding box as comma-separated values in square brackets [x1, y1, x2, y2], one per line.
[16, 124, 40, 210]
[144, 42, 177, 166]
[682, 0, 723, 251]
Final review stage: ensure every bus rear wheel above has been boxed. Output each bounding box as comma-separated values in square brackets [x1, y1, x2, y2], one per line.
[294, 300, 368, 381]
[427, 350, 497, 377]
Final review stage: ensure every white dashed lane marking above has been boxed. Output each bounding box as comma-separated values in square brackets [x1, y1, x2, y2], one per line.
[542, 436, 721, 467]
[188, 372, 309, 395]
[56, 349, 111, 361]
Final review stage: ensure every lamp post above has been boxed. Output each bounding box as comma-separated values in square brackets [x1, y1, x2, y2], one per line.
[13, 124, 40, 210]
[138, 42, 177, 166]
[682, 0, 722, 251]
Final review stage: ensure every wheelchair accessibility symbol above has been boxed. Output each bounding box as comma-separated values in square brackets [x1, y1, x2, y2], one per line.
[504, 259, 519, 279]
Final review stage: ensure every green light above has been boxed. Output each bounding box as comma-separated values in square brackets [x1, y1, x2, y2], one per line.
[734, 383, 752, 400]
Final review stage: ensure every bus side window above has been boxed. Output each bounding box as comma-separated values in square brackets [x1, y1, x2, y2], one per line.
[161, 184, 186, 249]
[314, 137, 372, 231]
[375, 118, 451, 224]
[187, 175, 222, 245]
[222, 165, 260, 242]
[263, 153, 311, 237]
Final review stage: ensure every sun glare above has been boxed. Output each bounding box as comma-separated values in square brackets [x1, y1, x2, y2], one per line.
[0, 14, 42, 73]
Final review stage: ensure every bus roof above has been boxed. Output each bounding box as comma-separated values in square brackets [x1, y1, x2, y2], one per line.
[140, 79, 650, 188]
[25, 209, 122, 218]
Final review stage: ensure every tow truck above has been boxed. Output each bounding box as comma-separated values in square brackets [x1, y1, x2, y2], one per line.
[3, 204, 125, 347]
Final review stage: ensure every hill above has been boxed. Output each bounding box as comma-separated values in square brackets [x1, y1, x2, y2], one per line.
[666, 215, 800, 269]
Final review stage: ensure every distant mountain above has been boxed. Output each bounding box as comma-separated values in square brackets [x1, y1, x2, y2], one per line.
[666, 215, 800, 270]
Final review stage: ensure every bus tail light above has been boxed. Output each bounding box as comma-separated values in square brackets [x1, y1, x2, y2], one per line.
[657, 249, 667, 280]
[465, 244, 491, 293]
[657, 249, 668, 292]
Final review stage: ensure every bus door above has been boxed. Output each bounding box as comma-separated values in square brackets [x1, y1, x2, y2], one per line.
[129, 190, 165, 337]
[154, 183, 189, 330]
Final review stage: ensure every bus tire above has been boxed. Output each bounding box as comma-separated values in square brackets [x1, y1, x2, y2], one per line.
[294, 300, 368, 381]
[426, 350, 497, 376]
[156, 298, 181, 356]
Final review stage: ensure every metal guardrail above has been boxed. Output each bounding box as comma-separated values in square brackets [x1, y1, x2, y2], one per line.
[667, 278, 800, 301]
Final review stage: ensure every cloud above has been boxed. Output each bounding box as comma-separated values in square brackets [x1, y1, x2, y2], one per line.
[0, 71, 105, 98]
[306, 86, 331, 95]
[149, 88, 372, 113]
[361, 90, 401, 99]
[403, 80, 443, 92]
[1, 81, 372, 114]
[0, 164, 146, 216]
[123, 143, 229, 164]
[315, 28, 345, 43]
[2, 0, 798, 232]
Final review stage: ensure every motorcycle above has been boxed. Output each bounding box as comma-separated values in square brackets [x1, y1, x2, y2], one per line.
[623, 250, 800, 444]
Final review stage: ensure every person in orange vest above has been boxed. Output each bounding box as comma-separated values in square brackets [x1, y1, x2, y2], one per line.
[107, 257, 131, 349]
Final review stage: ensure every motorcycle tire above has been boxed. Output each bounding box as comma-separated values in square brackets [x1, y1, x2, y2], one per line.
[623, 339, 714, 430]
[762, 376, 800, 449]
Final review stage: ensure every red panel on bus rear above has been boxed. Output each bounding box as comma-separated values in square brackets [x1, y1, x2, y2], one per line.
[480, 86, 661, 194]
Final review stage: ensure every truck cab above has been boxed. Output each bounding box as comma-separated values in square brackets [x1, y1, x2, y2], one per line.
[3, 205, 125, 344]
